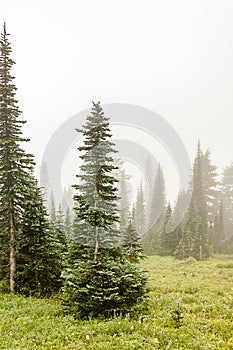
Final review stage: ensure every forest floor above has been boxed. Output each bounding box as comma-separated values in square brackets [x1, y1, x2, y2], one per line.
[0, 255, 233, 349]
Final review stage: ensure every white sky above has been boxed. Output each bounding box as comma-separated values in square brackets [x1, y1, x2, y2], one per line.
[1, 0, 233, 202]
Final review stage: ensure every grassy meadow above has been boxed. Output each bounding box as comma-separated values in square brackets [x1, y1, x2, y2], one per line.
[0, 255, 233, 349]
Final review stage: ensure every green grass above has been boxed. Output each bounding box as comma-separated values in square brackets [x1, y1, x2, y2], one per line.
[0, 256, 233, 349]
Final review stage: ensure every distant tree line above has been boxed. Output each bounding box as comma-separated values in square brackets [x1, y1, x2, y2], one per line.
[141, 142, 233, 259]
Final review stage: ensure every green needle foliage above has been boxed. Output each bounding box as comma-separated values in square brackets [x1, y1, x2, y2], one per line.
[0, 23, 34, 292]
[122, 218, 144, 262]
[148, 163, 166, 229]
[63, 247, 147, 319]
[73, 101, 120, 252]
[15, 180, 63, 296]
[0, 23, 62, 295]
[175, 141, 211, 260]
[62, 102, 148, 318]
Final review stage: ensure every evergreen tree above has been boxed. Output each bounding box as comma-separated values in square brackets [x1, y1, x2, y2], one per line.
[140, 222, 156, 256]
[39, 160, 50, 206]
[141, 203, 173, 256]
[167, 190, 189, 232]
[134, 181, 146, 236]
[192, 221, 210, 261]
[157, 203, 173, 256]
[49, 191, 56, 223]
[118, 162, 131, 229]
[72, 101, 119, 255]
[212, 202, 225, 253]
[191, 142, 210, 260]
[0, 24, 62, 294]
[175, 142, 210, 260]
[174, 197, 196, 259]
[144, 156, 156, 228]
[174, 228, 192, 260]
[140, 208, 164, 256]
[145, 156, 154, 195]
[55, 203, 67, 255]
[62, 102, 147, 318]
[15, 181, 63, 296]
[220, 163, 233, 238]
[63, 246, 147, 319]
[64, 206, 73, 238]
[61, 186, 74, 212]
[166, 190, 189, 255]
[112, 158, 131, 229]
[56, 203, 65, 233]
[201, 149, 219, 227]
[0, 23, 34, 292]
[148, 164, 166, 229]
[131, 203, 136, 225]
[122, 217, 144, 262]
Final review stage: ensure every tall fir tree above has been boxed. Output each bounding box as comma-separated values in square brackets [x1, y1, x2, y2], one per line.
[165, 190, 190, 256]
[174, 199, 195, 259]
[56, 203, 65, 233]
[72, 101, 119, 255]
[141, 203, 173, 256]
[112, 158, 131, 229]
[134, 181, 146, 236]
[62, 102, 147, 318]
[55, 203, 68, 255]
[157, 203, 173, 256]
[145, 156, 154, 195]
[144, 156, 156, 228]
[64, 206, 73, 238]
[212, 202, 225, 253]
[175, 141, 211, 260]
[148, 163, 166, 229]
[201, 149, 219, 227]
[192, 142, 209, 260]
[220, 163, 233, 239]
[0, 23, 34, 292]
[0, 23, 62, 294]
[49, 191, 56, 223]
[39, 160, 50, 206]
[118, 162, 131, 229]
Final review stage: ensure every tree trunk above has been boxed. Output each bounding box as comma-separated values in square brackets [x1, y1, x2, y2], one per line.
[94, 225, 99, 261]
[93, 188, 99, 261]
[9, 212, 16, 293]
[199, 244, 203, 261]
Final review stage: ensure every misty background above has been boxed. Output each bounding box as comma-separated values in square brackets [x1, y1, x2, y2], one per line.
[1, 0, 233, 202]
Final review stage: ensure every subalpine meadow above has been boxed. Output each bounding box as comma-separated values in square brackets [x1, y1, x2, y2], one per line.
[0, 255, 232, 350]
